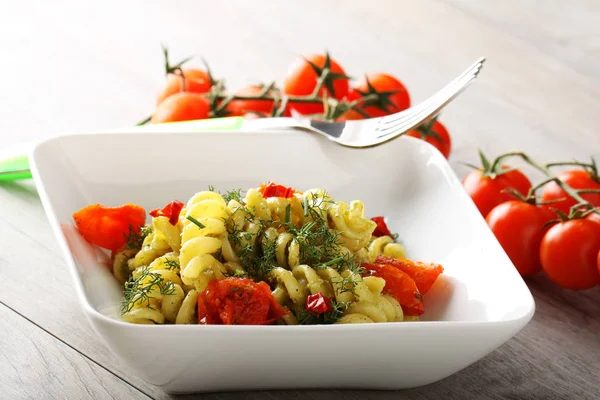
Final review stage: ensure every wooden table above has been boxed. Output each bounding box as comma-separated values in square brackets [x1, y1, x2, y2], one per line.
[1, 1, 599, 399]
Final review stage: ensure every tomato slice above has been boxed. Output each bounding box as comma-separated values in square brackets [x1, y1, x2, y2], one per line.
[259, 182, 295, 199]
[72, 203, 146, 251]
[149, 200, 184, 225]
[306, 293, 333, 314]
[362, 262, 424, 316]
[197, 278, 288, 325]
[375, 255, 444, 295]
[371, 216, 393, 237]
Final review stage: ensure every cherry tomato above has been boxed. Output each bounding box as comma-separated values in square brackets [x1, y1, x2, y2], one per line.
[540, 170, 600, 215]
[150, 92, 211, 124]
[225, 85, 275, 117]
[406, 120, 452, 159]
[73, 204, 146, 251]
[351, 73, 410, 117]
[362, 262, 424, 316]
[540, 219, 600, 290]
[485, 201, 554, 277]
[371, 216, 393, 237]
[597, 249, 600, 275]
[586, 211, 600, 225]
[306, 293, 333, 314]
[197, 278, 288, 325]
[282, 53, 349, 115]
[156, 69, 212, 105]
[336, 89, 366, 121]
[374, 255, 444, 295]
[149, 200, 184, 226]
[462, 165, 532, 218]
[259, 182, 295, 198]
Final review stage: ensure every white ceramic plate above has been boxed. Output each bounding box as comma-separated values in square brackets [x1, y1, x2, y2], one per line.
[30, 130, 535, 394]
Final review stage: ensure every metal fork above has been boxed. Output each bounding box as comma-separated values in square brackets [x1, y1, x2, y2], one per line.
[244, 57, 486, 148]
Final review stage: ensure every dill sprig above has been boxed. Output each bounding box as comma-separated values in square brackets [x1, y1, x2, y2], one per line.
[222, 188, 244, 203]
[163, 258, 180, 270]
[295, 300, 349, 325]
[120, 267, 176, 314]
[186, 215, 206, 229]
[124, 224, 151, 250]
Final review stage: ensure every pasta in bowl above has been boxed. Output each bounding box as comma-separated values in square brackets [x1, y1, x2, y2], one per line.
[72, 181, 444, 326]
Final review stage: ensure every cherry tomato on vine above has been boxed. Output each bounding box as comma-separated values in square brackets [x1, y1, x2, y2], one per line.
[151, 92, 211, 124]
[462, 165, 533, 218]
[406, 120, 452, 159]
[282, 53, 349, 115]
[539, 219, 600, 290]
[540, 169, 600, 215]
[225, 85, 275, 117]
[351, 73, 410, 117]
[156, 69, 212, 105]
[586, 211, 600, 225]
[486, 201, 554, 277]
[336, 89, 366, 121]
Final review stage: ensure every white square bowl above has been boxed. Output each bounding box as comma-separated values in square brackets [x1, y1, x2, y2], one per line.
[30, 129, 535, 394]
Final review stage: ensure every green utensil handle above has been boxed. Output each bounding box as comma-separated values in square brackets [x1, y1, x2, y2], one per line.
[0, 117, 245, 182]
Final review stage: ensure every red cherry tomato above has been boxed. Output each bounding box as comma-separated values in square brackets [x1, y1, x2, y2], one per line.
[485, 201, 555, 277]
[370, 216, 393, 237]
[406, 120, 452, 159]
[197, 278, 288, 325]
[282, 53, 349, 115]
[351, 73, 410, 117]
[586, 211, 600, 225]
[73, 204, 146, 251]
[540, 170, 600, 214]
[539, 219, 600, 290]
[374, 255, 444, 295]
[462, 165, 532, 218]
[156, 69, 212, 105]
[259, 182, 295, 199]
[362, 262, 424, 316]
[306, 293, 333, 314]
[225, 85, 276, 117]
[151, 92, 211, 124]
[149, 200, 184, 225]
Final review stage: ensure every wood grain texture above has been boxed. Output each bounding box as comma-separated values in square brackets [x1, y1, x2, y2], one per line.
[0, 303, 149, 400]
[0, 0, 599, 399]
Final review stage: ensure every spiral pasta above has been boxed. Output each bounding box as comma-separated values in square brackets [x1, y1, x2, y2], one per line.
[179, 191, 229, 292]
[367, 235, 406, 262]
[103, 182, 440, 326]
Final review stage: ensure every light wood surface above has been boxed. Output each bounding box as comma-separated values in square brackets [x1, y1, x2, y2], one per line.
[1, 1, 599, 399]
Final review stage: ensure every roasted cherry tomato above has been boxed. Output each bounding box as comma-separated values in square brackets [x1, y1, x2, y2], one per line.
[539, 219, 600, 290]
[306, 293, 333, 314]
[462, 165, 532, 218]
[374, 255, 444, 295]
[406, 120, 452, 159]
[149, 200, 184, 225]
[362, 262, 424, 316]
[371, 216, 393, 237]
[259, 182, 295, 199]
[156, 69, 212, 105]
[151, 92, 211, 124]
[351, 73, 410, 117]
[225, 84, 276, 117]
[197, 278, 288, 325]
[283, 53, 349, 115]
[540, 170, 600, 215]
[485, 201, 555, 277]
[73, 203, 146, 251]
